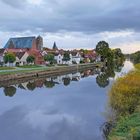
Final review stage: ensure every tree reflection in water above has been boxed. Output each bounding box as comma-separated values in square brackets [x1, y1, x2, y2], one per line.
[63, 77, 71, 86]
[1, 61, 125, 97]
[96, 60, 124, 88]
[3, 86, 16, 97]
[26, 82, 36, 91]
[44, 79, 55, 88]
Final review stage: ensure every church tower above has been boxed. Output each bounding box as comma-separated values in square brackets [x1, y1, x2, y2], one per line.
[36, 35, 43, 50]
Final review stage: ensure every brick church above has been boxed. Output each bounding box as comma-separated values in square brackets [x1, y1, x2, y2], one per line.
[4, 36, 45, 65]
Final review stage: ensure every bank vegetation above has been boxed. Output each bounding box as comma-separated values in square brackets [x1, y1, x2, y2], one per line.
[108, 63, 140, 140]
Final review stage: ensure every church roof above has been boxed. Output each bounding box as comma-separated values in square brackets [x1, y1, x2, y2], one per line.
[4, 36, 36, 49]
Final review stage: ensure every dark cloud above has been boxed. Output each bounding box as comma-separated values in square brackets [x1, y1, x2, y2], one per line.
[0, 0, 140, 53]
[0, 0, 139, 33]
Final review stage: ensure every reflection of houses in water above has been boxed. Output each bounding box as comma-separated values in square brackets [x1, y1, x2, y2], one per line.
[72, 72, 81, 81]
[53, 76, 64, 84]
[53, 72, 81, 84]
[1, 68, 104, 97]
[18, 82, 28, 90]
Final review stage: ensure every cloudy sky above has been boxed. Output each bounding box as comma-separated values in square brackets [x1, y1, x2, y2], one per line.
[0, 0, 140, 53]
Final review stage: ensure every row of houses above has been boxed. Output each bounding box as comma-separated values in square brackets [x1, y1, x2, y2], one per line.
[0, 35, 100, 66]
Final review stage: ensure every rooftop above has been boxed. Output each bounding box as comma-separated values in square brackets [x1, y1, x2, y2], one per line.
[4, 36, 36, 49]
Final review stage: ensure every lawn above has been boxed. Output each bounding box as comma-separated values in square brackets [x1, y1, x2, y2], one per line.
[0, 67, 15, 70]
[18, 65, 42, 68]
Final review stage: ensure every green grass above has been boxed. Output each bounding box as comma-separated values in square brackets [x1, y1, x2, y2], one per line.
[0, 67, 15, 70]
[18, 65, 42, 68]
[109, 113, 140, 140]
[0, 63, 100, 75]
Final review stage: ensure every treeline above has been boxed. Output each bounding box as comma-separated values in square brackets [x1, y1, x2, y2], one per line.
[95, 41, 125, 66]
[130, 51, 140, 64]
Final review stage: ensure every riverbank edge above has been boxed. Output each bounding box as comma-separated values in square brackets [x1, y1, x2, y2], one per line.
[107, 63, 140, 140]
[0, 63, 102, 82]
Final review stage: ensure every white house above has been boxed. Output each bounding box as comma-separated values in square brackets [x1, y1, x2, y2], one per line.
[54, 53, 63, 64]
[15, 52, 29, 66]
[71, 52, 81, 64]
[62, 53, 73, 65]
[41, 50, 47, 56]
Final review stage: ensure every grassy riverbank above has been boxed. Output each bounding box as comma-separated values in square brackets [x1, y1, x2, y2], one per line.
[0, 63, 101, 75]
[0, 63, 102, 82]
[108, 63, 140, 140]
[0, 67, 15, 70]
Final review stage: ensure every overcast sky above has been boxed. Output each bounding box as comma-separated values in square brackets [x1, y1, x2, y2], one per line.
[0, 0, 140, 53]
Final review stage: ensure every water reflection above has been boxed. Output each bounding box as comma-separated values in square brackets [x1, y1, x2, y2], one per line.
[0, 61, 133, 140]
[4, 86, 16, 97]
[1, 61, 125, 97]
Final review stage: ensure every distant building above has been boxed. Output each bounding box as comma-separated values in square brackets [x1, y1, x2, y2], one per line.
[4, 36, 44, 65]
[52, 42, 58, 50]
[4, 36, 43, 51]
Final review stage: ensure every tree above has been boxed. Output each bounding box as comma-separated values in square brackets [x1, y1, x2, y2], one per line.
[95, 41, 114, 66]
[44, 54, 55, 64]
[95, 41, 110, 59]
[26, 55, 35, 64]
[63, 52, 70, 62]
[130, 51, 140, 64]
[4, 52, 16, 64]
[112, 48, 125, 62]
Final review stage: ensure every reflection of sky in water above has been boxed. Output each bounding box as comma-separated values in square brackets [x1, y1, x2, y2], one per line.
[0, 61, 134, 140]
[115, 61, 134, 79]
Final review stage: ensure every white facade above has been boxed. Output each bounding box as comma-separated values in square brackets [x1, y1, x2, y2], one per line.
[54, 54, 63, 64]
[54, 52, 81, 65]
[0, 56, 4, 63]
[72, 52, 81, 64]
[15, 52, 29, 66]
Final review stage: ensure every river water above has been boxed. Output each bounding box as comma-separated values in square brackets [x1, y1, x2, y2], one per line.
[0, 61, 134, 140]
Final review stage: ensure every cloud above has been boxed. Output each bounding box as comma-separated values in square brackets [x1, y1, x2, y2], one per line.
[0, 0, 140, 53]
[0, 0, 27, 8]
[0, 29, 140, 54]
[0, 0, 140, 33]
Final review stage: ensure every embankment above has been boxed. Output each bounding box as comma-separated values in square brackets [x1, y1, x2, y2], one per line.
[107, 63, 140, 140]
[0, 63, 101, 82]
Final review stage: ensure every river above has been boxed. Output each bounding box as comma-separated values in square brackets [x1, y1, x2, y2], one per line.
[0, 61, 134, 140]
